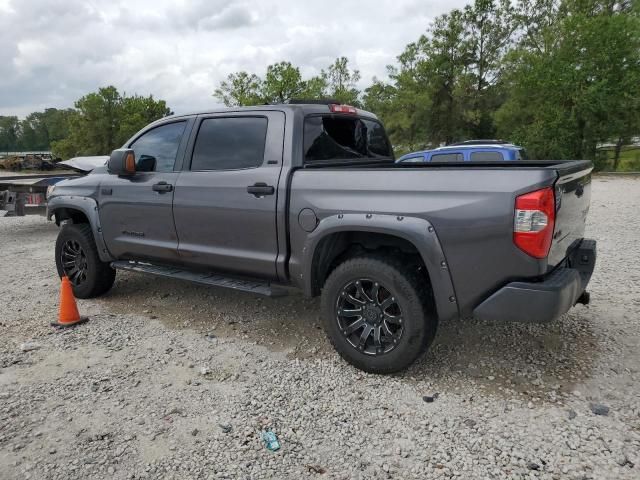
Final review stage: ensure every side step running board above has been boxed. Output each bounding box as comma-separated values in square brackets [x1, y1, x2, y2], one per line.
[111, 261, 287, 297]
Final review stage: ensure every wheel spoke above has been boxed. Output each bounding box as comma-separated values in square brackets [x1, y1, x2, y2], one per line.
[373, 326, 382, 348]
[69, 268, 80, 283]
[343, 318, 365, 336]
[357, 324, 373, 348]
[382, 321, 396, 338]
[356, 282, 372, 302]
[384, 312, 402, 324]
[380, 296, 395, 310]
[371, 282, 380, 304]
[338, 307, 363, 317]
[346, 294, 365, 305]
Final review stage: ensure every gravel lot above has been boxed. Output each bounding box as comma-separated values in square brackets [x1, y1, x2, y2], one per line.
[1, 176, 639, 480]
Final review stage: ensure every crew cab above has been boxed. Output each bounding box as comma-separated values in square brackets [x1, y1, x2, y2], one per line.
[47, 102, 596, 373]
[397, 140, 528, 163]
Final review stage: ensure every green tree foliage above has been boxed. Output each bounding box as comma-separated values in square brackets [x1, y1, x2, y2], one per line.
[212, 57, 360, 106]
[496, 0, 640, 161]
[363, 1, 516, 151]
[0, 116, 20, 153]
[213, 71, 263, 107]
[261, 62, 306, 103]
[322, 57, 361, 105]
[51, 86, 171, 158]
[16, 108, 75, 152]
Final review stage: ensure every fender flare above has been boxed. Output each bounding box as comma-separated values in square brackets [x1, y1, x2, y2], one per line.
[47, 195, 113, 263]
[300, 213, 460, 322]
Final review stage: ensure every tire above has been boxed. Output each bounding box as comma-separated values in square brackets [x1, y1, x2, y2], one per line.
[55, 223, 116, 299]
[321, 255, 437, 374]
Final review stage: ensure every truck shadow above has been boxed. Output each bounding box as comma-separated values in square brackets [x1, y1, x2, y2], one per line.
[101, 271, 599, 401]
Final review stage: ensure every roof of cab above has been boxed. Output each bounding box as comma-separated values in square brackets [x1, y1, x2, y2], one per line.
[151, 103, 379, 125]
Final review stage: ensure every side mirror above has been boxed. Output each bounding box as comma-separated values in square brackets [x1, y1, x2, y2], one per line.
[107, 149, 136, 175]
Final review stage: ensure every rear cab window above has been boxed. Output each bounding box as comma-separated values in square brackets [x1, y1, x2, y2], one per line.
[304, 115, 393, 164]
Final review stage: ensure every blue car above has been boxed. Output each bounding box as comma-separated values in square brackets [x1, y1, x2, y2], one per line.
[397, 140, 528, 163]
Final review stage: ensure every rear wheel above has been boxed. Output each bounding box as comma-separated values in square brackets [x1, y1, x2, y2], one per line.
[321, 255, 437, 374]
[55, 223, 116, 299]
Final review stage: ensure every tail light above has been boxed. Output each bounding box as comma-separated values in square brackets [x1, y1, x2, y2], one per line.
[514, 187, 555, 258]
[329, 104, 357, 114]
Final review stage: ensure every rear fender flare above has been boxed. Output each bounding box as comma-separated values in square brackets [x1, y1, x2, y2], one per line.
[47, 195, 113, 262]
[301, 213, 459, 322]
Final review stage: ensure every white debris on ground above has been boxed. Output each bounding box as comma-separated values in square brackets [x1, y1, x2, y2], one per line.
[0, 176, 639, 480]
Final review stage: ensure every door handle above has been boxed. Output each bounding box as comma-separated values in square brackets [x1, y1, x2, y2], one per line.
[247, 183, 275, 196]
[152, 181, 173, 193]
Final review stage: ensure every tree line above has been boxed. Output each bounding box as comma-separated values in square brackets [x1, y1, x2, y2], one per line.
[0, 86, 170, 160]
[1, 0, 638, 170]
[215, 0, 640, 168]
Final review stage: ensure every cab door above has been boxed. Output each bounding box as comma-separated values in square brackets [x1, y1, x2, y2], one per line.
[99, 119, 191, 263]
[172, 111, 285, 279]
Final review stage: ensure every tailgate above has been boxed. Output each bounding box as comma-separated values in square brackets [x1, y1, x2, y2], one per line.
[547, 161, 593, 267]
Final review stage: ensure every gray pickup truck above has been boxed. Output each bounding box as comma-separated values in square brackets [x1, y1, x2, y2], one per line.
[46, 102, 596, 373]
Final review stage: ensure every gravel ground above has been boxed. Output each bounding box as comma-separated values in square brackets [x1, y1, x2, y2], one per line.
[1, 176, 639, 480]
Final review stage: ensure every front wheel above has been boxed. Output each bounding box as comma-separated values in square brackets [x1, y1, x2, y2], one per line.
[55, 223, 116, 299]
[321, 255, 437, 374]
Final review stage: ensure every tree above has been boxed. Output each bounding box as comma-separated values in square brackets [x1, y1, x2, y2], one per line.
[461, 0, 517, 138]
[298, 75, 329, 99]
[323, 57, 361, 105]
[213, 71, 263, 106]
[261, 62, 306, 103]
[0, 116, 20, 154]
[212, 58, 359, 106]
[496, 0, 640, 162]
[17, 108, 75, 151]
[50, 87, 171, 159]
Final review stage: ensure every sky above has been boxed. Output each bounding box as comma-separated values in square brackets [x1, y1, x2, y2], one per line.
[0, 0, 469, 118]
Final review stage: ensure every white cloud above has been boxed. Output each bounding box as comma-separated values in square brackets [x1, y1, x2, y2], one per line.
[0, 0, 470, 117]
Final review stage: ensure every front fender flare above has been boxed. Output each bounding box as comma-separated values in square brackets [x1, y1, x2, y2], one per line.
[47, 195, 113, 262]
[300, 213, 459, 322]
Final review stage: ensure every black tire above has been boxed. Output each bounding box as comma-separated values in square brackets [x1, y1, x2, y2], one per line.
[55, 223, 116, 299]
[321, 255, 437, 374]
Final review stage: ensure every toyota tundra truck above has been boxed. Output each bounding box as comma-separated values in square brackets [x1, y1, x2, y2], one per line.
[46, 102, 596, 373]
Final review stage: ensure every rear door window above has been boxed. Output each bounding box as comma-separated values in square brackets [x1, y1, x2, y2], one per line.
[470, 151, 504, 161]
[431, 152, 463, 162]
[304, 115, 393, 163]
[191, 117, 268, 171]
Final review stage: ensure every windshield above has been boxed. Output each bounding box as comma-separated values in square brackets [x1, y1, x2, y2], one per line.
[304, 115, 393, 163]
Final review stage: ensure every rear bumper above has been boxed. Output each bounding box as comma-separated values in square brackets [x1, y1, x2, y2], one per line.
[473, 239, 596, 323]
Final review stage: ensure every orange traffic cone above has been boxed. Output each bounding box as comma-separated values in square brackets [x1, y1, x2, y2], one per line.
[51, 276, 88, 328]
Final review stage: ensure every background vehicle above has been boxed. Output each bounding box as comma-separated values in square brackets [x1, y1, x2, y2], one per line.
[397, 140, 528, 163]
[0, 157, 106, 217]
[46, 103, 596, 373]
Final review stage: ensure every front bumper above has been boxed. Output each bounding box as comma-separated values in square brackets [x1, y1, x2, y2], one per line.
[473, 239, 596, 323]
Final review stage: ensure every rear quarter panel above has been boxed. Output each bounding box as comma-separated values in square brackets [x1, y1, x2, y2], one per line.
[289, 167, 558, 318]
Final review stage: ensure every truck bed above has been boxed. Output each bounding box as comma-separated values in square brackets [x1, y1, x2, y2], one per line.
[290, 159, 593, 317]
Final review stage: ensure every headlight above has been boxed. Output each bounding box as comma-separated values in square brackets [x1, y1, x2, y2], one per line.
[46, 185, 56, 199]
